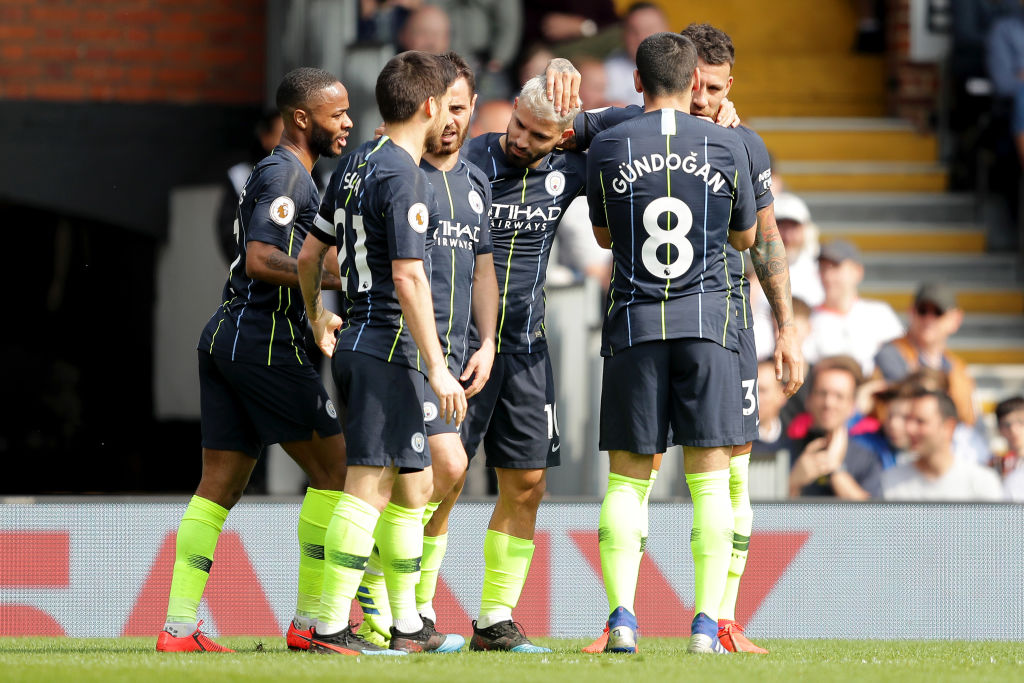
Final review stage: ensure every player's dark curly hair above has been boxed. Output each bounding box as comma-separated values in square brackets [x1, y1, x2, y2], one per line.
[680, 23, 736, 69]
[376, 51, 458, 124]
[276, 67, 339, 118]
[441, 51, 476, 94]
[635, 32, 698, 97]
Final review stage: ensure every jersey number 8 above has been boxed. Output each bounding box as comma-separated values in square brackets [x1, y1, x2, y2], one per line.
[641, 196, 694, 279]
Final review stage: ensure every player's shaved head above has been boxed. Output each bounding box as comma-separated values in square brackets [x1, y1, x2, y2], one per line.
[680, 23, 735, 69]
[276, 67, 340, 118]
[376, 50, 458, 124]
[635, 32, 698, 97]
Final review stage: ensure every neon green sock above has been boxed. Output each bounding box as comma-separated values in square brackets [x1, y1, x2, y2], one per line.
[318, 493, 379, 634]
[685, 468, 733, 621]
[166, 495, 229, 624]
[599, 473, 649, 614]
[376, 502, 425, 633]
[640, 469, 658, 553]
[477, 530, 534, 628]
[357, 545, 392, 638]
[416, 533, 448, 620]
[719, 454, 752, 622]
[422, 500, 441, 527]
[295, 487, 342, 622]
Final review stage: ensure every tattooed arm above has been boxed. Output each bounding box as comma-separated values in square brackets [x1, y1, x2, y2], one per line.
[296, 234, 343, 356]
[749, 204, 804, 396]
[246, 240, 342, 290]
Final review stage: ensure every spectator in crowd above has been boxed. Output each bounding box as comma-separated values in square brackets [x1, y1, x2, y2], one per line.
[603, 2, 670, 106]
[882, 390, 1004, 500]
[431, 0, 522, 100]
[575, 56, 611, 109]
[987, 8, 1024, 163]
[517, 44, 557, 87]
[772, 192, 823, 307]
[853, 381, 914, 470]
[804, 239, 903, 376]
[999, 396, 1024, 500]
[398, 3, 451, 53]
[853, 0, 885, 53]
[469, 98, 514, 136]
[875, 282, 977, 426]
[752, 360, 789, 456]
[786, 356, 883, 500]
[216, 110, 283, 265]
[522, 0, 619, 51]
[357, 0, 423, 46]
[993, 395, 1024, 476]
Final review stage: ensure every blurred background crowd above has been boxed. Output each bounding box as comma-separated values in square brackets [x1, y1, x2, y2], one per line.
[1, 0, 1023, 501]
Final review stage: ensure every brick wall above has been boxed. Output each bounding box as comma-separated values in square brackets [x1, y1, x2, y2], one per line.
[887, 0, 941, 130]
[0, 0, 265, 104]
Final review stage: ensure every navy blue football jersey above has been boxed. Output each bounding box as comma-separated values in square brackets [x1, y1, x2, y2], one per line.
[421, 157, 493, 374]
[311, 137, 437, 371]
[199, 145, 318, 366]
[575, 107, 774, 332]
[463, 132, 586, 353]
[587, 108, 756, 355]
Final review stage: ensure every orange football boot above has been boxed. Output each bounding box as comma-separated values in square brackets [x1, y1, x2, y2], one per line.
[156, 620, 234, 653]
[717, 620, 768, 654]
[286, 620, 314, 651]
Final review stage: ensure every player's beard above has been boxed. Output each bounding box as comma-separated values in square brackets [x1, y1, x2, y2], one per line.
[504, 142, 546, 169]
[426, 120, 468, 156]
[310, 119, 342, 158]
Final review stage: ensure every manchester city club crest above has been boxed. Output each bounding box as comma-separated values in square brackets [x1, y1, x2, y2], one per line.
[468, 189, 484, 214]
[411, 432, 426, 453]
[423, 401, 438, 422]
[545, 171, 566, 197]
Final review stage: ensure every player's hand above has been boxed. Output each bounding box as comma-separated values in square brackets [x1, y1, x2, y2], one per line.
[774, 326, 804, 397]
[310, 310, 343, 357]
[429, 364, 468, 427]
[544, 59, 582, 116]
[461, 339, 495, 398]
[374, 121, 387, 139]
[716, 98, 741, 128]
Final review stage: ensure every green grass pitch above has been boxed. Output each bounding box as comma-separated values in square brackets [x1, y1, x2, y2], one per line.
[2, 637, 1022, 682]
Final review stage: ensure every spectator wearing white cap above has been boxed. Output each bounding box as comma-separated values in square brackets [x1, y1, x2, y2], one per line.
[750, 192, 822, 360]
[804, 239, 904, 376]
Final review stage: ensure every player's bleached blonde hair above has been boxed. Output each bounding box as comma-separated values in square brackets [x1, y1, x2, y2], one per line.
[516, 75, 579, 131]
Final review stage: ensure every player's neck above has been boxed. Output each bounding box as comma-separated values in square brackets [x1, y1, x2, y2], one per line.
[643, 93, 693, 115]
[385, 121, 430, 166]
[423, 149, 460, 172]
[279, 134, 316, 174]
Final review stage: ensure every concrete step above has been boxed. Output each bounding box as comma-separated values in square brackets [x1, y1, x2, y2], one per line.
[860, 253, 1020, 284]
[660, 0, 865, 55]
[972, 364, 1024, 415]
[861, 284, 1024, 313]
[949, 340, 1024, 365]
[895, 313, 1024, 340]
[800, 192, 976, 223]
[752, 118, 938, 163]
[780, 161, 948, 193]
[818, 222, 986, 253]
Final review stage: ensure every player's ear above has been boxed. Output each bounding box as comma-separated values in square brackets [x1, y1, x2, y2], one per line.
[293, 107, 309, 131]
[632, 69, 642, 94]
[558, 127, 574, 145]
[424, 95, 438, 120]
[691, 67, 702, 95]
[469, 92, 479, 117]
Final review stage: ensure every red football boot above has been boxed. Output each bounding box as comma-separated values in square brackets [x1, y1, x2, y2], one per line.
[717, 620, 768, 654]
[156, 620, 234, 653]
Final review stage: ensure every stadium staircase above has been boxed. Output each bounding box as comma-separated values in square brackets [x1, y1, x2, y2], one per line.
[662, 0, 1024, 422]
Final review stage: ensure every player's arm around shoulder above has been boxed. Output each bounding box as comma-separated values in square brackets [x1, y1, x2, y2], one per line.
[584, 133, 613, 249]
[726, 136, 757, 251]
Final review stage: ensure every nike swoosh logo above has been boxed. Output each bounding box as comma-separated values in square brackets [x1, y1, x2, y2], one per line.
[552, 442, 560, 452]
[311, 640, 360, 656]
